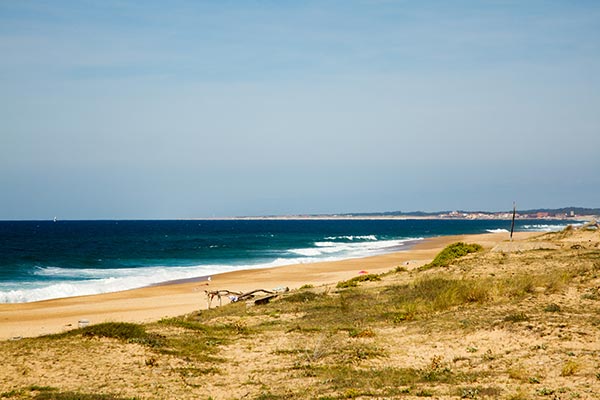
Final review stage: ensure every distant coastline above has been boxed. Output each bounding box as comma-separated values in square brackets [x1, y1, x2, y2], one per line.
[1, 207, 598, 222]
[221, 206, 599, 221]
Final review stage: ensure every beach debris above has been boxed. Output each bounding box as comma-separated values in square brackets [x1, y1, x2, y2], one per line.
[205, 287, 288, 308]
[237, 289, 275, 301]
[205, 290, 242, 308]
[78, 319, 90, 328]
[253, 294, 278, 305]
[358, 270, 369, 275]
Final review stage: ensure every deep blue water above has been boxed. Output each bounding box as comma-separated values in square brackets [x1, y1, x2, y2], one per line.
[0, 219, 571, 303]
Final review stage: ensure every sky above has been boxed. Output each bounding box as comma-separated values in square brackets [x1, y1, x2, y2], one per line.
[1, 0, 599, 219]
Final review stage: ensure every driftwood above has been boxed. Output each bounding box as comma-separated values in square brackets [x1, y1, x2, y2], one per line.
[204, 289, 242, 308]
[204, 287, 288, 309]
[237, 289, 275, 301]
[254, 294, 278, 305]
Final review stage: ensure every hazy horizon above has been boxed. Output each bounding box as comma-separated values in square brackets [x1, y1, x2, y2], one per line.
[1, 205, 597, 221]
[2, 1, 599, 219]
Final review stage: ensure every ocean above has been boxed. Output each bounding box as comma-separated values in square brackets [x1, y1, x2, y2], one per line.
[0, 219, 573, 303]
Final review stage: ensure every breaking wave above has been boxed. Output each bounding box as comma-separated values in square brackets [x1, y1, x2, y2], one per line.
[0, 238, 422, 303]
[521, 223, 581, 232]
[288, 238, 420, 258]
[324, 235, 377, 241]
[0, 257, 326, 304]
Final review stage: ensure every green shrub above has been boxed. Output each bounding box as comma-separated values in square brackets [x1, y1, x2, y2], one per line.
[337, 274, 381, 289]
[77, 322, 164, 347]
[337, 280, 359, 289]
[422, 242, 483, 270]
[283, 291, 320, 303]
[299, 284, 314, 289]
[80, 322, 147, 340]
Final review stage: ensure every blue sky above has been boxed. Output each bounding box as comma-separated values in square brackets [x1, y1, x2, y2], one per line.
[1, 1, 599, 219]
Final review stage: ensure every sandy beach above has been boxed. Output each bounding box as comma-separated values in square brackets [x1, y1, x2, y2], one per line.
[0, 231, 530, 341]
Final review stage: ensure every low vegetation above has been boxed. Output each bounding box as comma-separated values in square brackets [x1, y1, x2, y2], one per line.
[46, 322, 164, 347]
[336, 273, 381, 288]
[0, 386, 137, 400]
[421, 242, 483, 270]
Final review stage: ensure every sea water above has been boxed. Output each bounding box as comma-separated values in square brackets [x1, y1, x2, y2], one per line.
[0, 219, 573, 303]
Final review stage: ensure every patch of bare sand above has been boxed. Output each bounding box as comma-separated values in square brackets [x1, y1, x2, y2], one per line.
[0, 337, 188, 399]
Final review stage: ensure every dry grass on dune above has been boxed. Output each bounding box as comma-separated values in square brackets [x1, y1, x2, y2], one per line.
[1, 227, 600, 399]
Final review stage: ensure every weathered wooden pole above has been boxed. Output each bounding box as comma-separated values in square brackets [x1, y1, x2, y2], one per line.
[510, 201, 516, 242]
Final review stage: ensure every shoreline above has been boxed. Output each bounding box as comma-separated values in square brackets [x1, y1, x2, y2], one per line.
[148, 238, 424, 288]
[0, 231, 536, 340]
[1, 237, 425, 304]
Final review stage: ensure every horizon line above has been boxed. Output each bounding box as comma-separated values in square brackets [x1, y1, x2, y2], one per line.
[1, 206, 597, 222]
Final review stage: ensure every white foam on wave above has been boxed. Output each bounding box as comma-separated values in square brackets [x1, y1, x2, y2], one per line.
[288, 238, 421, 259]
[324, 235, 377, 241]
[1, 264, 229, 303]
[34, 266, 146, 279]
[486, 228, 509, 233]
[521, 223, 581, 232]
[288, 248, 324, 256]
[1, 258, 293, 304]
[0, 252, 365, 304]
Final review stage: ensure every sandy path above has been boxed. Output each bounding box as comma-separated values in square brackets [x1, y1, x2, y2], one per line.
[0, 232, 531, 340]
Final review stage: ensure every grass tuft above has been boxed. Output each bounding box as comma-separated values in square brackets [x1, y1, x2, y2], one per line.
[348, 328, 375, 338]
[299, 284, 314, 289]
[385, 276, 490, 321]
[80, 322, 145, 340]
[46, 322, 165, 348]
[283, 291, 321, 303]
[336, 274, 381, 289]
[504, 312, 529, 323]
[544, 303, 561, 312]
[561, 360, 579, 376]
[421, 242, 483, 270]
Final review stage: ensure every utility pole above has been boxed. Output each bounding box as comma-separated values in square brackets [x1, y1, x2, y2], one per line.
[510, 202, 516, 242]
